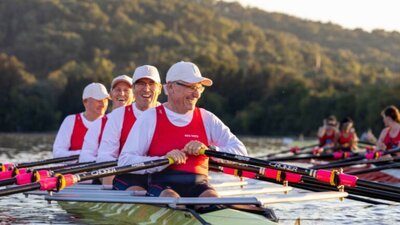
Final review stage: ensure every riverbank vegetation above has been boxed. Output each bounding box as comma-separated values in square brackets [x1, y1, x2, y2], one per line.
[1, 0, 399, 136]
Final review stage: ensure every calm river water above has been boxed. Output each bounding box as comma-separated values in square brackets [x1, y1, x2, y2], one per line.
[0, 133, 399, 225]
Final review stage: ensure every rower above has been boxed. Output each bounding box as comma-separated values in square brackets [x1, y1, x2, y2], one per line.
[118, 61, 247, 199]
[52, 83, 109, 160]
[96, 65, 162, 191]
[317, 115, 339, 149]
[79, 75, 134, 185]
[377, 105, 400, 152]
[338, 117, 359, 151]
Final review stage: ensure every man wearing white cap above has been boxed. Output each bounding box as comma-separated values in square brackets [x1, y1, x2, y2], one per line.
[118, 61, 247, 198]
[96, 65, 162, 190]
[53, 82, 109, 158]
[79, 75, 134, 164]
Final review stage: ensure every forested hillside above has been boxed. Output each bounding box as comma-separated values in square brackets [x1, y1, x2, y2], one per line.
[1, 0, 399, 136]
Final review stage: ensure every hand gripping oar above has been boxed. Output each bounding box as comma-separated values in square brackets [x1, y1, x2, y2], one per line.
[259, 143, 319, 158]
[0, 161, 117, 187]
[0, 158, 173, 197]
[201, 149, 400, 195]
[209, 161, 390, 205]
[0, 155, 79, 172]
[311, 147, 400, 169]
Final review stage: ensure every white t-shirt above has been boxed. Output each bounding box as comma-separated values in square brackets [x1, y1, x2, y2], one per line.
[52, 112, 92, 158]
[118, 105, 247, 174]
[96, 103, 145, 163]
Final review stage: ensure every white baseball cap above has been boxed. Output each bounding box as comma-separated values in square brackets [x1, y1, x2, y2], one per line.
[132, 65, 161, 83]
[166, 61, 212, 86]
[82, 83, 110, 100]
[111, 75, 132, 90]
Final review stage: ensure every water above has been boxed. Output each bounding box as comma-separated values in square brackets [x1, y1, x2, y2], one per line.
[0, 133, 399, 225]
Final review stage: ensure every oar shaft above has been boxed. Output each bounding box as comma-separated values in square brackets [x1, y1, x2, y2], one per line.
[0, 177, 17, 186]
[35, 161, 94, 171]
[205, 150, 316, 177]
[205, 150, 399, 193]
[16, 155, 79, 168]
[322, 156, 398, 169]
[269, 153, 331, 161]
[356, 179, 400, 195]
[52, 161, 117, 175]
[312, 147, 400, 169]
[262, 143, 319, 157]
[0, 158, 173, 197]
[210, 162, 388, 205]
[291, 178, 390, 204]
[302, 176, 400, 202]
[0, 183, 40, 197]
[349, 162, 400, 175]
[75, 159, 171, 182]
[311, 155, 364, 169]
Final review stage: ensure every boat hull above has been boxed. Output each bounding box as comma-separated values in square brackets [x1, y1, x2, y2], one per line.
[58, 201, 278, 225]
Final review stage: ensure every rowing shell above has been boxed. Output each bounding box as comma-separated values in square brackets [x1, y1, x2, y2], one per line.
[46, 189, 279, 225]
[39, 183, 347, 225]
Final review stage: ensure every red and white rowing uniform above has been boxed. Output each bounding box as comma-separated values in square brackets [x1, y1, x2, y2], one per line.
[96, 103, 148, 163]
[383, 128, 400, 150]
[338, 131, 355, 149]
[53, 113, 95, 158]
[319, 130, 336, 147]
[79, 116, 109, 163]
[117, 104, 247, 174]
[148, 106, 209, 175]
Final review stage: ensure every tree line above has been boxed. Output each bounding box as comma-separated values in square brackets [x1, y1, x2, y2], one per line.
[1, 0, 399, 137]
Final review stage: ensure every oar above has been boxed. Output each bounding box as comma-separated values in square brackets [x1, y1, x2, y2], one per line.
[358, 140, 376, 146]
[0, 158, 173, 197]
[259, 143, 319, 158]
[268, 151, 356, 161]
[0, 161, 117, 187]
[0, 155, 79, 172]
[209, 161, 390, 205]
[348, 162, 400, 175]
[201, 149, 400, 195]
[311, 147, 400, 169]
[311, 156, 400, 169]
[0, 161, 94, 181]
[209, 161, 391, 205]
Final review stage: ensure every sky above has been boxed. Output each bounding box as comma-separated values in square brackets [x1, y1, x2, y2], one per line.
[229, 0, 400, 32]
